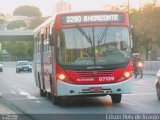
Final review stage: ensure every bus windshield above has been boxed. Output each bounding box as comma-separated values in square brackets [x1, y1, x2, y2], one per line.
[57, 26, 131, 66]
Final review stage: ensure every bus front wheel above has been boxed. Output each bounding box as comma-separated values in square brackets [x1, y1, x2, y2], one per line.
[111, 94, 122, 103]
[49, 74, 62, 105]
[52, 94, 62, 105]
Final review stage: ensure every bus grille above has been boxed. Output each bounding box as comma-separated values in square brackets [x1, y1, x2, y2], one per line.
[74, 70, 114, 77]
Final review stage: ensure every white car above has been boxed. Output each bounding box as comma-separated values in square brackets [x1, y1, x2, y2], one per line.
[0, 63, 3, 72]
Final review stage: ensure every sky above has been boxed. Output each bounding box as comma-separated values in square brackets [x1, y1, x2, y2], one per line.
[0, 0, 149, 16]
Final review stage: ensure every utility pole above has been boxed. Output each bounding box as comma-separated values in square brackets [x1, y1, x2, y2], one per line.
[140, 0, 141, 13]
[128, 0, 130, 14]
[153, 0, 157, 7]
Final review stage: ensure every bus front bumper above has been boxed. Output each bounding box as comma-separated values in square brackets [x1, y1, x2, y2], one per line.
[56, 78, 133, 96]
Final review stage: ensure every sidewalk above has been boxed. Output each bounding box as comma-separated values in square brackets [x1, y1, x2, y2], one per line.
[0, 92, 32, 120]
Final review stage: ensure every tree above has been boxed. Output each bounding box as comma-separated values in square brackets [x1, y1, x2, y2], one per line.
[129, 9, 141, 53]
[7, 20, 26, 29]
[138, 4, 160, 60]
[1, 41, 34, 61]
[0, 13, 5, 25]
[13, 5, 42, 17]
[130, 4, 160, 60]
[28, 17, 49, 29]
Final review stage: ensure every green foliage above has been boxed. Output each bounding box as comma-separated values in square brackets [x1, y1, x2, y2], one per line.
[1, 41, 34, 61]
[13, 5, 42, 17]
[28, 17, 49, 29]
[7, 20, 26, 29]
[130, 4, 160, 60]
[0, 13, 5, 24]
[0, 13, 4, 16]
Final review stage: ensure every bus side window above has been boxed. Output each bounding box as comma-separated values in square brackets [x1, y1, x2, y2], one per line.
[49, 27, 56, 46]
[49, 34, 54, 46]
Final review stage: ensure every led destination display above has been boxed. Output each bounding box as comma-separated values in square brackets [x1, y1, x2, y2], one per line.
[61, 13, 124, 24]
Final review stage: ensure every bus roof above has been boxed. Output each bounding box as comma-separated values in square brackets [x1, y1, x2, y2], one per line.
[34, 10, 128, 34]
[34, 16, 55, 34]
[56, 10, 127, 16]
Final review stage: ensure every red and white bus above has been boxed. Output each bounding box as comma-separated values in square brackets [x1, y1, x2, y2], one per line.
[34, 10, 133, 105]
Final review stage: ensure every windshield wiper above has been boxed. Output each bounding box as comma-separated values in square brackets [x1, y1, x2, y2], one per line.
[97, 22, 112, 44]
[97, 26, 109, 44]
[76, 26, 92, 46]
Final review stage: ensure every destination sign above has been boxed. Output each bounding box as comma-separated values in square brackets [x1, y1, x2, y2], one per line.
[61, 13, 124, 24]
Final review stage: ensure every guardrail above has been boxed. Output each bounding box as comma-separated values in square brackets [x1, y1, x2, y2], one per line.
[143, 61, 160, 75]
[1, 62, 17, 66]
[0, 30, 34, 35]
[0, 62, 32, 67]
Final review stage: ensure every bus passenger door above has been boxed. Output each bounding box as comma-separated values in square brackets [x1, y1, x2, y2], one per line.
[43, 51, 52, 93]
[42, 30, 52, 93]
[39, 33, 45, 91]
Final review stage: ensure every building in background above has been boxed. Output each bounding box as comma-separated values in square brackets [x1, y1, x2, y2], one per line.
[53, 0, 72, 15]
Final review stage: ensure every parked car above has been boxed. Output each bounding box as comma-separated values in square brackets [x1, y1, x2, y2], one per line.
[16, 61, 32, 73]
[0, 63, 3, 72]
[155, 69, 160, 100]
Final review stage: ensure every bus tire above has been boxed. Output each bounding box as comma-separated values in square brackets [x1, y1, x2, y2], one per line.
[156, 84, 160, 100]
[111, 94, 122, 103]
[52, 94, 62, 105]
[49, 74, 62, 105]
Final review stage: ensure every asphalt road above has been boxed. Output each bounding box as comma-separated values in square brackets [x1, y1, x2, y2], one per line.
[0, 66, 159, 120]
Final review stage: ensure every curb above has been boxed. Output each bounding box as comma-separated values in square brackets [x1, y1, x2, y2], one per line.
[0, 97, 20, 114]
[0, 96, 33, 120]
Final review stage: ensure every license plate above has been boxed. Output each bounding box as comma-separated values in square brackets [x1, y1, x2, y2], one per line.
[89, 87, 102, 92]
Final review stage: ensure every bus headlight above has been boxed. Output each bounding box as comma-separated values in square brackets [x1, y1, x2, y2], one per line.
[56, 64, 70, 82]
[58, 74, 66, 80]
[124, 72, 131, 78]
[57, 73, 70, 81]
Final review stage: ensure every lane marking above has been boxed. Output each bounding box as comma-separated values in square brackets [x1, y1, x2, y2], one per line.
[10, 90, 17, 95]
[19, 90, 37, 99]
[121, 101, 135, 106]
[6, 97, 45, 100]
[134, 85, 155, 90]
